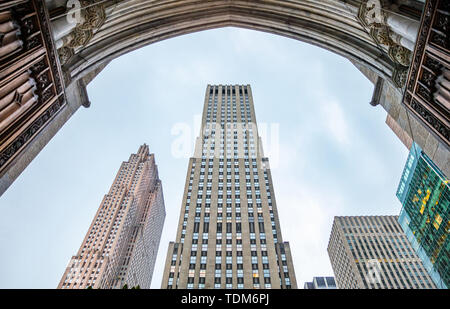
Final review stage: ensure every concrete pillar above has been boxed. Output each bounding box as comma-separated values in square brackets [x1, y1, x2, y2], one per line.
[55, 33, 74, 49]
[386, 13, 420, 43]
[51, 15, 77, 41]
[398, 36, 415, 51]
[55, 38, 64, 49]
[370, 77, 384, 106]
[390, 31, 415, 51]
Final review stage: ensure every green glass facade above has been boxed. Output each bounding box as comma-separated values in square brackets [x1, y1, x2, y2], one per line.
[396, 143, 449, 289]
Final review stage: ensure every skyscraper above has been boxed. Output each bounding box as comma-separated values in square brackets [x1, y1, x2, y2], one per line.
[303, 277, 336, 289]
[396, 142, 449, 289]
[58, 145, 165, 289]
[327, 216, 436, 289]
[161, 84, 297, 289]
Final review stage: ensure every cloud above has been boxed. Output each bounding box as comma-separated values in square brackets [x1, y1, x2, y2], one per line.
[319, 99, 351, 146]
[273, 170, 343, 287]
[271, 134, 347, 286]
[230, 28, 273, 54]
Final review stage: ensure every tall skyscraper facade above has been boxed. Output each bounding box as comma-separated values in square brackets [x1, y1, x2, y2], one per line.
[327, 216, 436, 289]
[396, 142, 449, 289]
[161, 84, 297, 289]
[58, 145, 165, 289]
[304, 277, 336, 289]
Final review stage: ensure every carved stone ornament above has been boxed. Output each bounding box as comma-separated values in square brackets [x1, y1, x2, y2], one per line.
[78, 1, 106, 32]
[358, 0, 386, 28]
[369, 25, 412, 73]
[58, 46, 74, 64]
[56, 1, 106, 65]
[66, 26, 93, 49]
[392, 65, 408, 88]
[388, 44, 412, 67]
[370, 25, 394, 46]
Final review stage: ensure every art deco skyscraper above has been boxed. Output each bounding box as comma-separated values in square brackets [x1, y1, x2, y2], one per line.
[327, 216, 436, 289]
[58, 145, 165, 289]
[161, 84, 297, 289]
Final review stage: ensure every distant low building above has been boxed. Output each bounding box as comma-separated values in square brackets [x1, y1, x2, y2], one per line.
[328, 216, 436, 289]
[304, 277, 336, 289]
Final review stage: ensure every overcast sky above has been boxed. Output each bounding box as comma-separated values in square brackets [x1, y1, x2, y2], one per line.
[0, 27, 409, 289]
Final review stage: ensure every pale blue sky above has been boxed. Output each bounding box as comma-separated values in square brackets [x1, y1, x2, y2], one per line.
[0, 27, 408, 289]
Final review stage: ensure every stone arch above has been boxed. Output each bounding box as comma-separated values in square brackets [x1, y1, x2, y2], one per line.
[0, 0, 448, 196]
[61, 0, 405, 88]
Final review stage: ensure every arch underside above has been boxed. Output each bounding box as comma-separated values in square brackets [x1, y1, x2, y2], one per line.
[2, 0, 448, 199]
[65, 0, 396, 87]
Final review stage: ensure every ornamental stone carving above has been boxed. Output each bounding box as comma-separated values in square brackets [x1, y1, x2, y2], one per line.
[370, 26, 412, 69]
[358, 0, 418, 87]
[78, 1, 106, 32]
[66, 26, 93, 48]
[388, 44, 411, 67]
[56, 1, 106, 65]
[58, 46, 74, 65]
[370, 25, 393, 46]
[392, 65, 409, 88]
[358, 0, 386, 28]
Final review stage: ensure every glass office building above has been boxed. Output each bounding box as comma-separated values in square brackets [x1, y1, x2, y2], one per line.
[397, 142, 449, 289]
